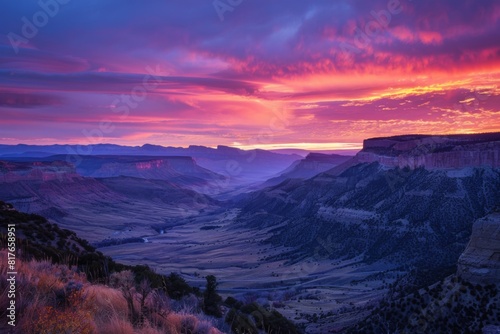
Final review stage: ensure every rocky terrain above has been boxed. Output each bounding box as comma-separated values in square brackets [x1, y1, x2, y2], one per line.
[0, 160, 78, 182]
[350, 211, 500, 334]
[61, 155, 227, 193]
[357, 133, 500, 169]
[0, 160, 217, 242]
[226, 133, 500, 331]
[237, 133, 500, 266]
[457, 212, 500, 285]
[351, 273, 500, 333]
[238, 162, 500, 268]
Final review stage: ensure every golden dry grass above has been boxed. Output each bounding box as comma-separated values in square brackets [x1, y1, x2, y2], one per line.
[0, 250, 222, 334]
[86, 284, 129, 324]
[97, 316, 135, 334]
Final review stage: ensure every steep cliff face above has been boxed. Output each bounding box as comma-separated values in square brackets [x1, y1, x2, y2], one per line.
[457, 212, 500, 285]
[239, 160, 500, 269]
[357, 133, 500, 169]
[0, 160, 78, 182]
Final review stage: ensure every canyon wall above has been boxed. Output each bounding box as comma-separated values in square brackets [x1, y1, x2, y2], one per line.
[357, 133, 500, 169]
[0, 161, 78, 182]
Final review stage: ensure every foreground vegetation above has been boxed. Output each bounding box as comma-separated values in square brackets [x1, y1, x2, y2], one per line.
[350, 275, 500, 333]
[0, 201, 301, 333]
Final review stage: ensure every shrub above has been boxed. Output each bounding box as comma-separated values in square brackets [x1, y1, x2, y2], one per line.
[110, 270, 139, 324]
[165, 272, 193, 300]
[226, 308, 258, 334]
[24, 290, 97, 334]
[85, 285, 129, 324]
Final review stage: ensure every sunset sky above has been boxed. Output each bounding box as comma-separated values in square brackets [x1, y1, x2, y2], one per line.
[0, 0, 499, 151]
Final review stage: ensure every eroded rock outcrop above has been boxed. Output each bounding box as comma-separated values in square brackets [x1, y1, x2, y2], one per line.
[0, 160, 78, 182]
[89, 157, 199, 179]
[457, 212, 500, 285]
[357, 132, 500, 169]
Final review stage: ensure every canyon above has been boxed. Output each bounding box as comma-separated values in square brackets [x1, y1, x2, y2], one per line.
[0, 132, 499, 332]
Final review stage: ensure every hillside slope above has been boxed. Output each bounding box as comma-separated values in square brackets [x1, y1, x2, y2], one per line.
[233, 133, 500, 331]
[0, 203, 224, 333]
[239, 163, 500, 267]
[350, 212, 500, 334]
[262, 153, 352, 187]
[0, 160, 218, 242]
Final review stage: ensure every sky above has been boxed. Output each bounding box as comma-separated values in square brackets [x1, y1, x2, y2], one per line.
[0, 0, 499, 151]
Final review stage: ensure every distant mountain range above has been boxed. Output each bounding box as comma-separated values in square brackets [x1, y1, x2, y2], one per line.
[270, 148, 360, 157]
[0, 143, 302, 183]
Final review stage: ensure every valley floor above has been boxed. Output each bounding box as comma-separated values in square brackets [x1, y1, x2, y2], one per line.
[100, 208, 401, 332]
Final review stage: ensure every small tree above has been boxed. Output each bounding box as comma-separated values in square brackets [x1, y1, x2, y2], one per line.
[203, 275, 222, 317]
[110, 270, 139, 324]
[137, 278, 153, 325]
[110, 271, 156, 326]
